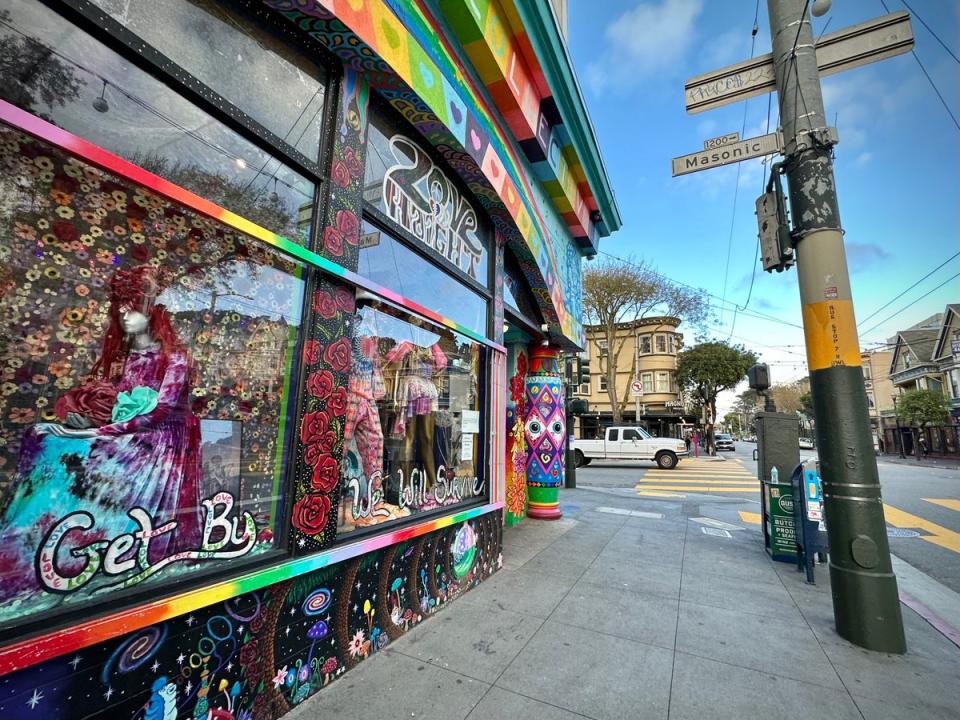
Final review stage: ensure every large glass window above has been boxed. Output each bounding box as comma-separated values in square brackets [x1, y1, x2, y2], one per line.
[87, 0, 327, 162]
[336, 304, 485, 535]
[364, 109, 489, 284]
[358, 219, 487, 336]
[0, 0, 315, 244]
[656, 372, 670, 393]
[0, 123, 305, 626]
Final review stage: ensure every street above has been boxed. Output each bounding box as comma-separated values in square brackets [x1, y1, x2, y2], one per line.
[577, 443, 960, 594]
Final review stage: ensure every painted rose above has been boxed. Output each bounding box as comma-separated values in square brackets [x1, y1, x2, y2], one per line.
[313, 290, 338, 319]
[322, 226, 344, 257]
[238, 639, 260, 666]
[54, 379, 119, 427]
[326, 386, 348, 417]
[306, 369, 335, 400]
[304, 442, 324, 467]
[336, 209, 359, 245]
[291, 493, 331, 535]
[334, 286, 355, 313]
[323, 338, 351, 373]
[319, 430, 337, 454]
[310, 455, 339, 493]
[342, 146, 362, 178]
[331, 160, 350, 188]
[300, 410, 330, 446]
[303, 339, 322, 365]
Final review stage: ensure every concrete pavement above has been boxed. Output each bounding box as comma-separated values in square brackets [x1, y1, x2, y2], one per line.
[284, 483, 960, 720]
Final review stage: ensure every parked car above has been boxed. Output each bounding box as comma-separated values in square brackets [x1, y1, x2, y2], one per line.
[714, 433, 735, 451]
[799, 437, 815, 450]
[573, 426, 688, 469]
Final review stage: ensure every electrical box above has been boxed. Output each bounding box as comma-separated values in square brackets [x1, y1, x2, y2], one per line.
[755, 189, 794, 273]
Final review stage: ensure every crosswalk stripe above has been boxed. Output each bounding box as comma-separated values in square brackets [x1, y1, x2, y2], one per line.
[883, 504, 960, 555]
[923, 498, 960, 513]
[638, 490, 686, 497]
[636, 484, 759, 493]
[739, 511, 762, 525]
[639, 479, 757, 486]
[645, 473, 755, 478]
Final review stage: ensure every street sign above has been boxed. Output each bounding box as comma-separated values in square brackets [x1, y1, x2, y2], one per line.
[672, 131, 781, 177]
[704, 132, 739, 150]
[684, 11, 914, 114]
[630, 380, 643, 396]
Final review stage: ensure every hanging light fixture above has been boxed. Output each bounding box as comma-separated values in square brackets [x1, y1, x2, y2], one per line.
[92, 79, 109, 113]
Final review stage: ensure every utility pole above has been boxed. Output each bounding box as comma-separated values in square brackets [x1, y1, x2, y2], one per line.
[767, 0, 905, 652]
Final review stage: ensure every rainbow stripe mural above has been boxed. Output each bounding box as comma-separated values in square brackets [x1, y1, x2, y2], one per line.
[264, 0, 587, 346]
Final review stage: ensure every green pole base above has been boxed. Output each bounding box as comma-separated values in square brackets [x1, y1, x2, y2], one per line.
[527, 485, 561, 520]
[829, 563, 907, 653]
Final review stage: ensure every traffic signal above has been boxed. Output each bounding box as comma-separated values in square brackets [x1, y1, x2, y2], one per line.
[578, 352, 590, 386]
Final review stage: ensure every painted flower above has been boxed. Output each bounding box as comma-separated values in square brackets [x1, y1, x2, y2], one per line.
[326, 386, 348, 417]
[347, 630, 365, 658]
[291, 493, 331, 535]
[302, 340, 322, 365]
[310, 455, 339, 493]
[342, 147, 362, 178]
[323, 338, 351, 373]
[238, 639, 260, 666]
[335, 209, 359, 245]
[313, 290, 338, 319]
[322, 226, 344, 257]
[9, 407, 35, 424]
[306, 369, 334, 400]
[331, 160, 350, 188]
[334, 286, 355, 313]
[300, 410, 330, 446]
[319, 431, 337, 454]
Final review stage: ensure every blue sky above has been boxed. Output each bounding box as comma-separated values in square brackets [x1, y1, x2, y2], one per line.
[566, 0, 959, 407]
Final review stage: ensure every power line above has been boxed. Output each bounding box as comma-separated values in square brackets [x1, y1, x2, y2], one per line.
[857, 251, 960, 327]
[898, 0, 960, 66]
[860, 272, 960, 337]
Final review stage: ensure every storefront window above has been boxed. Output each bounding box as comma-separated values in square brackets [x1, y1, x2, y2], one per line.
[87, 0, 327, 162]
[0, 123, 305, 626]
[358, 219, 487, 336]
[336, 305, 485, 535]
[364, 110, 489, 284]
[0, 0, 315, 244]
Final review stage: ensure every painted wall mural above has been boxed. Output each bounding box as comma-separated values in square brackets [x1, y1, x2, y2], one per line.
[504, 348, 527, 526]
[0, 514, 502, 719]
[263, 0, 585, 346]
[524, 346, 564, 520]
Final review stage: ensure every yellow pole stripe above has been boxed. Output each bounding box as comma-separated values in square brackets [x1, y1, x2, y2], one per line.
[883, 504, 960, 555]
[801, 299, 862, 371]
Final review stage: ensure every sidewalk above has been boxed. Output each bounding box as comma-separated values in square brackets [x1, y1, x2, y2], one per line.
[878, 454, 960, 471]
[286, 487, 960, 720]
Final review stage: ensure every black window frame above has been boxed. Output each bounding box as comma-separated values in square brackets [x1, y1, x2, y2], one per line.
[0, 0, 342, 643]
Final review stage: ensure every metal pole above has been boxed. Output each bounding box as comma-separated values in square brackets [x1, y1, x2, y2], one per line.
[564, 356, 577, 489]
[767, 0, 905, 652]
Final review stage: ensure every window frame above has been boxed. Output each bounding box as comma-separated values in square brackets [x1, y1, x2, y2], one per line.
[655, 371, 670, 393]
[598, 374, 608, 392]
[638, 334, 651, 355]
[641, 372, 653, 394]
[655, 334, 667, 354]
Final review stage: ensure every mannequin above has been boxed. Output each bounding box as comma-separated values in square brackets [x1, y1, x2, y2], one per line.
[0, 265, 203, 615]
[385, 334, 447, 498]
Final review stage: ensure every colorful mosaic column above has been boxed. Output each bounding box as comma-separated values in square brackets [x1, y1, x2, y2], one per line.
[524, 346, 564, 520]
[504, 345, 528, 526]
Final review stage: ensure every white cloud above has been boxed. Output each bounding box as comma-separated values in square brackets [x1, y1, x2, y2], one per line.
[585, 0, 703, 94]
[854, 151, 872, 166]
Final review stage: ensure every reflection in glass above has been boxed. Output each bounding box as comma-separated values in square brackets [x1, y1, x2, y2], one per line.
[364, 111, 489, 283]
[0, 0, 314, 244]
[87, 0, 327, 162]
[337, 306, 485, 535]
[0, 124, 304, 625]
[358, 220, 487, 336]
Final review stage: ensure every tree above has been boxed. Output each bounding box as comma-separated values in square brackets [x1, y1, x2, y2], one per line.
[770, 382, 803, 415]
[675, 342, 757, 454]
[582, 255, 709, 423]
[896, 389, 948, 427]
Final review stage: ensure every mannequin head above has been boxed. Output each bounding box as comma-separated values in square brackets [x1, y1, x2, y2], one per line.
[91, 265, 184, 380]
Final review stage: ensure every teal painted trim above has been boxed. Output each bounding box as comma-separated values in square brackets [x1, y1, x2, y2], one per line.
[516, 0, 622, 240]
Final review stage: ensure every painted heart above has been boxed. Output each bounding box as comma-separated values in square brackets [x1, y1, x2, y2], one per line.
[470, 128, 481, 151]
[489, 161, 500, 179]
[450, 101, 462, 125]
[381, 19, 400, 49]
[540, 453, 552, 464]
[418, 61, 435, 89]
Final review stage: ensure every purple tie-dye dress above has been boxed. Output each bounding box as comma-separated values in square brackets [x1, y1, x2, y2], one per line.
[0, 347, 202, 620]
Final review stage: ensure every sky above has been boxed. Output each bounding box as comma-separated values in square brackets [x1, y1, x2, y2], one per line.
[565, 0, 960, 414]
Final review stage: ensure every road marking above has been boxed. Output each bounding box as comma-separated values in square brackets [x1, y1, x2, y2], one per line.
[645, 471, 756, 477]
[738, 511, 762, 525]
[637, 490, 686, 498]
[640, 479, 757, 486]
[691, 517, 744, 531]
[923, 498, 960, 513]
[883, 504, 960, 555]
[636, 484, 759, 493]
[701, 527, 732, 538]
[594, 506, 665, 519]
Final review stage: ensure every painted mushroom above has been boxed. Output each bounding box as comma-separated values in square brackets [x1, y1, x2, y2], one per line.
[321, 656, 337, 684]
[305, 620, 329, 672]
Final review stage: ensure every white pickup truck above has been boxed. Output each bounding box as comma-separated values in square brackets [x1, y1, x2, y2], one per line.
[573, 426, 688, 469]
